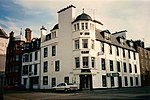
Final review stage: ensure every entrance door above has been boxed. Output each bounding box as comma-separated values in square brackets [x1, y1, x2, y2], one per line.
[118, 76, 122, 88]
[80, 75, 92, 90]
[29, 78, 33, 89]
[23, 78, 27, 88]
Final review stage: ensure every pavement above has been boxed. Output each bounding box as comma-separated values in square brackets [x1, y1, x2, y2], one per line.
[3, 86, 150, 100]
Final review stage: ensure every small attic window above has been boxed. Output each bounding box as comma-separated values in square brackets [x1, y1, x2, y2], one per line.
[129, 41, 134, 47]
[120, 38, 125, 45]
[52, 31, 56, 39]
[105, 33, 111, 40]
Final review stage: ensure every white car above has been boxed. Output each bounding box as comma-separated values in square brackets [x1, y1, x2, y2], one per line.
[52, 82, 78, 92]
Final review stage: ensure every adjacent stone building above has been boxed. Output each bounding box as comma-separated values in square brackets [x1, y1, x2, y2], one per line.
[0, 28, 8, 75]
[134, 40, 150, 86]
[0, 28, 8, 99]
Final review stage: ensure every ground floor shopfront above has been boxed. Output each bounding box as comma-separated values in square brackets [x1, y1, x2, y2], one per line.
[22, 76, 39, 89]
[22, 72, 141, 90]
[76, 72, 141, 90]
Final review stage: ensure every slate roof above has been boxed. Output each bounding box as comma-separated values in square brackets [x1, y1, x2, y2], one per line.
[74, 13, 92, 22]
[0, 29, 8, 39]
[51, 24, 59, 31]
[95, 29, 136, 52]
[73, 13, 103, 25]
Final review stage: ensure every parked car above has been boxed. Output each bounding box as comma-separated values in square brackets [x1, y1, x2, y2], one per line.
[52, 83, 78, 92]
[4, 84, 26, 90]
[4, 85, 15, 90]
[14, 84, 26, 90]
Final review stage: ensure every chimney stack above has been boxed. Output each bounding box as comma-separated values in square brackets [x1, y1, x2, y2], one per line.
[9, 31, 14, 38]
[25, 28, 32, 42]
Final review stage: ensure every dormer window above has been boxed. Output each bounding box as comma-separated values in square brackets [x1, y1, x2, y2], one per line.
[105, 33, 111, 40]
[46, 33, 51, 40]
[120, 38, 125, 45]
[51, 31, 56, 39]
[24, 43, 29, 49]
[31, 43, 34, 48]
[129, 41, 134, 47]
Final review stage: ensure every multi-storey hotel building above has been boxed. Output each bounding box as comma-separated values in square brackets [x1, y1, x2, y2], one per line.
[39, 5, 141, 90]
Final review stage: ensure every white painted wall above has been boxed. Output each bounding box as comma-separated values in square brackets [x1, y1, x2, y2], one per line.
[0, 37, 8, 72]
[39, 6, 141, 89]
[22, 50, 41, 89]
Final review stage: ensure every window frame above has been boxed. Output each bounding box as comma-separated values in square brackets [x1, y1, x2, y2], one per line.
[123, 62, 127, 72]
[55, 60, 60, 71]
[52, 45, 56, 56]
[102, 75, 107, 87]
[91, 57, 95, 68]
[44, 47, 48, 58]
[124, 76, 128, 86]
[82, 39, 88, 48]
[101, 58, 106, 70]
[43, 76, 48, 85]
[109, 44, 112, 54]
[83, 57, 89, 68]
[116, 47, 119, 56]
[117, 61, 120, 72]
[75, 57, 80, 68]
[85, 23, 88, 29]
[123, 49, 125, 57]
[35, 51, 38, 60]
[111, 76, 114, 87]
[134, 65, 137, 73]
[129, 63, 132, 73]
[34, 64, 37, 75]
[75, 40, 79, 49]
[44, 61, 48, 72]
[81, 23, 84, 30]
[110, 60, 113, 71]
[52, 78, 56, 87]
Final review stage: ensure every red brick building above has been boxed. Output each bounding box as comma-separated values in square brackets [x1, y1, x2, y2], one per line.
[5, 29, 32, 86]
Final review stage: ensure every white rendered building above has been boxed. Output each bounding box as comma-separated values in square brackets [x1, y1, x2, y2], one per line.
[39, 5, 141, 90]
[21, 28, 41, 89]
[0, 28, 8, 93]
[22, 38, 41, 89]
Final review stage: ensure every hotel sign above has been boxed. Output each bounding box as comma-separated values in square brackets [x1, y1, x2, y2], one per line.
[106, 73, 119, 77]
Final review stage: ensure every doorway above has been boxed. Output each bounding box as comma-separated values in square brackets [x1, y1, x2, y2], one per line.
[118, 76, 122, 88]
[29, 77, 39, 89]
[80, 75, 92, 90]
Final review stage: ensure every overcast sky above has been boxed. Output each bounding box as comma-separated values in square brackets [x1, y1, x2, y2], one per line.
[0, 0, 149, 46]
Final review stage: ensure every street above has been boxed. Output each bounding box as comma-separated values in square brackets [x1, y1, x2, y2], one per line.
[3, 86, 150, 100]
